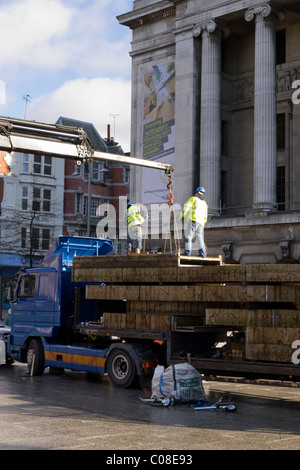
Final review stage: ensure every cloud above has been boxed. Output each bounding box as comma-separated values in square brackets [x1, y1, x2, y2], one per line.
[0, 0, 74, 70]
[28, 76, 131, 152]
[0, 0, 131, 77]
[0, 0, 133, 151]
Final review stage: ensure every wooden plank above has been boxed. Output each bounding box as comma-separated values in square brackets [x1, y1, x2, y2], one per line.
[86, 282, 300, 303]
[72, 257, 246, 284]
[198, 284, 300, 303]
[140, 285, 197, 301]
[73, 253, 181, 268]
[247, 326, 300, 345]
[73, 255, 300, 284]
[246, 264, 300, 283]
[87, 282, 300, 305]
[172, 315, 205, 330]
[206, 308, 254, 326]
[127, 300, 205, 315]
[72, 267, 123, 283]
[136, 314, 172, 331]
[206, 309, 300, 327]
[245, 343, 294, 362]
[86, 284, 198, 301]
[86, 285, 139, 300]
[177, 265, 246, 283]
[103, 313, 136, 329]
[179, 256, 222, 266]
[73, 253, 223, 270]
[271, 310, 300, 327]
[123, 267, 178, 283]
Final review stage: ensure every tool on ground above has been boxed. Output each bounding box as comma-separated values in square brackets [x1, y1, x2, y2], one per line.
[192, 396, 236, 412]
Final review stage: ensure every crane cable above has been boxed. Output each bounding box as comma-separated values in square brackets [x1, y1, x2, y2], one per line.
[164, 169, 180, 254]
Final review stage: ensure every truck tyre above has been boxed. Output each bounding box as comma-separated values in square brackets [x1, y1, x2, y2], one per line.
[27, 339, 45, 376]
[106, 348, 137, 388]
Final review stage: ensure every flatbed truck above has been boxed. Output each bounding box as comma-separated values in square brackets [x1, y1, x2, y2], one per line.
[0, 117, 300, 385]
[0, 236, 160, 387]
[1, 234, 300, 387]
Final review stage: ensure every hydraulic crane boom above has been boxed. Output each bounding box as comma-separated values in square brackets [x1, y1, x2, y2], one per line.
[0, 116, 174, 174]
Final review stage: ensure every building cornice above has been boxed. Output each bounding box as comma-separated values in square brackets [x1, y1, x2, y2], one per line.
[117, 1, 175, 29]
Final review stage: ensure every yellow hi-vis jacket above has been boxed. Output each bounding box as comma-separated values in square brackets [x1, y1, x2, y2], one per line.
[181, 196, 208, 227]
[127, 205, 145, 229]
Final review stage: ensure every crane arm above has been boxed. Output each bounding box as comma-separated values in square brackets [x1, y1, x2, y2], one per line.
[0, 117, 174, 174]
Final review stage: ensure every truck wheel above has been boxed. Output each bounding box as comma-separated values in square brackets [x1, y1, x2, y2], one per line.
[107, 348, 137, 388]
[27, 339, 45, 376]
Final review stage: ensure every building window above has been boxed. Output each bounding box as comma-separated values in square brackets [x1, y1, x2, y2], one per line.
[31, 227, 40, 250]
[83, 196, 87, 216]
[22, 187, 28, 210]
[22, 186, 51, 213]
[23, 154, 29, 173]
[277, 113, 286, 150]
[276, 30, 286, 65]
[44, 156, 52, 176]
[21, 227, 27, 248]
[74, 162, 83, 176]
[43, 189, 51, 212]
[33, 154, 52, 175]
[76, 192, 83, 214]
[32, 187, 41, 211]
[92, 162, 104, 182]
[91, 197, 101, 217]
[22, 153, 52, 175]
[42, 229, 50, 250]
[21, 226, 50, 251]
[33, 155, 42, 174]
[82, 196, 101, 217]
[277, 166, 285, 211]
[124, 168, 130, 184]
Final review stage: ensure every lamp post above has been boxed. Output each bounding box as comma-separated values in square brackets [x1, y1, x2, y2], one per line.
[87, 162, 91, 237]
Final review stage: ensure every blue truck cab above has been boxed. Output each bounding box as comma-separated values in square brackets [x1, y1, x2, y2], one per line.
[9, 236, 112, 350]
[8, 237, 113, 371]
[5, 236, 157, 388]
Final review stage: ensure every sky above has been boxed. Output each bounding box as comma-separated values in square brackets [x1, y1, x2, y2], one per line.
[0, 0, 133, 153]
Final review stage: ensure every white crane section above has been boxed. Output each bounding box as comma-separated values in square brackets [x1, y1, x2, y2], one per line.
[0, 117, 174, 175]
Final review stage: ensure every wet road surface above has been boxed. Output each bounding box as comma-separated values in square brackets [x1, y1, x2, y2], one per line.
[0, 363, 299, 451]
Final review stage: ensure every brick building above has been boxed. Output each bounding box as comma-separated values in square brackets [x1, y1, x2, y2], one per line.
[57, 117, 130, 254]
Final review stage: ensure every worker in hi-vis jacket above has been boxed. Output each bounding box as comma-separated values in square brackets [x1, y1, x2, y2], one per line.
[181, 187, 208, 257]
[127, 202, 147, 254]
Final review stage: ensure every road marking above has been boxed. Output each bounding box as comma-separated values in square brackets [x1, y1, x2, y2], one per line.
[79, 432, 136, 440]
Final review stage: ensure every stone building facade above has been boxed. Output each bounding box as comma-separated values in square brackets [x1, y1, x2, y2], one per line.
[118, 0, 300, 263]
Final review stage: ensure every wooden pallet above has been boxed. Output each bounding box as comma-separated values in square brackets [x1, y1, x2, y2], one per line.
[72, 253, 300, 364]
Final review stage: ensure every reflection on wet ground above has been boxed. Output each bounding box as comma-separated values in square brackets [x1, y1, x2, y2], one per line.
[0, 363, 299, 450]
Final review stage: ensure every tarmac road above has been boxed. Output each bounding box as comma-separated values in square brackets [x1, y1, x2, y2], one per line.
[0, 362, 300, 452]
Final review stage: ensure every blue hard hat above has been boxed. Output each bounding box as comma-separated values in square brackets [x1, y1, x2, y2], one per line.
[196, 186, 205, 194]
[127, 202, 135, 208]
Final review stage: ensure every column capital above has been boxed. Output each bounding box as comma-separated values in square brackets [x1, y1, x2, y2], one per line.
[193, 21, 230, 39]
[245, 4, 272, 22]
[245, 4, 285, 22]
[193, 20, 217, 38]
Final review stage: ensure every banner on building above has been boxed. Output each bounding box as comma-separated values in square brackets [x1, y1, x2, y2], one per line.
[142, 61, 175, 205]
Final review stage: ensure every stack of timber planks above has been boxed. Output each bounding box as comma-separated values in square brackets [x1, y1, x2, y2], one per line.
[72, 254, 300, 364]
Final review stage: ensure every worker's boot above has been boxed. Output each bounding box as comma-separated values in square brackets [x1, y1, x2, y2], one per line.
[127, 249, 132, 254]
[135, 248, 141, 254]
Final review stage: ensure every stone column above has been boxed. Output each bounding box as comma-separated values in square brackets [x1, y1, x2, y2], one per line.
[194, 21, 222, 216]
[245, 4, 277, 211]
